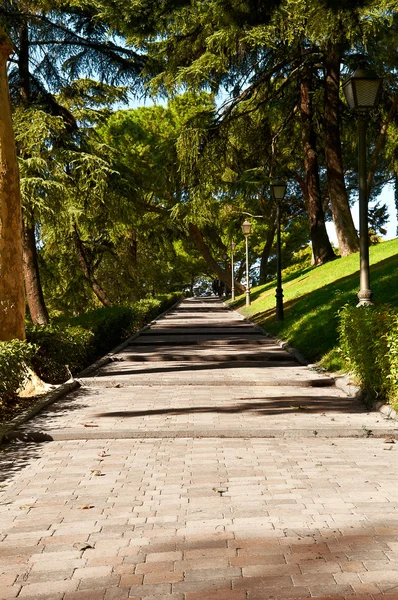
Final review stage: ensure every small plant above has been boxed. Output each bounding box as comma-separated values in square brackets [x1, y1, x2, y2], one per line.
[338, 304, 397, 408]
[0, 340, 37, 402]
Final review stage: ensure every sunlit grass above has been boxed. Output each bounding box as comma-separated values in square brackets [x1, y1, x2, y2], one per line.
[228, 238, 398, 369]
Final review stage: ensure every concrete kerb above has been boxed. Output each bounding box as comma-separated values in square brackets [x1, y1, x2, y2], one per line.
[225, 299, 398, 422]
[0, 298, 183, 445]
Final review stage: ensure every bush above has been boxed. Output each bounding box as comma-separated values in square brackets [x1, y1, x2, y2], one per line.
[26, 324, 94, 384]
[338, 304, 398, 407]
[0, 340, 37, 402]
[67, 306, 139, 357]
[27, 292, 184, 384]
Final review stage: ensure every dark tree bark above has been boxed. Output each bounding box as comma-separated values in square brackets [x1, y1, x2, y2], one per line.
[129, 230, 138, 266]
[0, 31, 26, 340]
[18, 19, 50, 324]
[188, 223, 245, 294]
[72, 224, 113, 306]
[300, 63, 336, 265]
[23, 209, 49, 325]
[259, 216, 277, 284]
[324, 42, 359, 256]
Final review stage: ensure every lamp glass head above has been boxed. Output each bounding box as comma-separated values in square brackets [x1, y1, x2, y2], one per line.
[270, 179, 287, 201]
[241, 220, 252, 235]
[342, 67, 382, 111]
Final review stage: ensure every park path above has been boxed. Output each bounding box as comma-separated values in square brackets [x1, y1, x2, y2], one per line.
[0, 297, 398, 600]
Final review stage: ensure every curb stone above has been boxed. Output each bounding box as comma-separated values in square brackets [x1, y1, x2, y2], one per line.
[0, 379, 80, 446]
[226, 299, 398, 422]
[0, 298, 183, 445]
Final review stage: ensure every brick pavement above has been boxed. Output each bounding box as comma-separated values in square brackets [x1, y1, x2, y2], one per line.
[1, 297, 398, 599]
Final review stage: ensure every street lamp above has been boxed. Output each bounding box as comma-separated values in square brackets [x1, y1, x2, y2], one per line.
[231, 241, 236, 301]
[270, 179, 287, 321]
[241, 220, 252, 306]
[342, 66, 383, 306]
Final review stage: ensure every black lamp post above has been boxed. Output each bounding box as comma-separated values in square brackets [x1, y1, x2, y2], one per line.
[270, 179, 287, 321]
[342, 66, 383, 306]
[241, 220, 252, 306]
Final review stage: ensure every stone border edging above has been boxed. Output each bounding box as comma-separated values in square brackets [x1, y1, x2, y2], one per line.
[225, 300, 398, 422]
[0, 298, 183, 445]
[0, 380, 80, 446]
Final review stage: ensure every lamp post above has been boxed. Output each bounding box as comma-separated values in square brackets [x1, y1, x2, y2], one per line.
[342, 66, 382, 306]
[231, 241, 236, 301]
[241, 220, 252, 306]
[270, 179, 287, 321]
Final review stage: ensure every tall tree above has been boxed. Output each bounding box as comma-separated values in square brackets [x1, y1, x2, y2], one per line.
[2, 0, 144, 322]
[0, 30, 25, 340]
[299, 58, 336, 264]
[323, 41, 359, 255]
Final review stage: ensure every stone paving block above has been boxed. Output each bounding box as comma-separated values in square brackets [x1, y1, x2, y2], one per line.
[19, 578, 79, 596]
[128, 582, 172, 596]
[64, 592, 106, 600]
[0, 585, 21, 600]
[185, 591, 247, 600]
[78, 575, 121, 591]
[1, 299, 398, 600]
[103, 588, 130, 600]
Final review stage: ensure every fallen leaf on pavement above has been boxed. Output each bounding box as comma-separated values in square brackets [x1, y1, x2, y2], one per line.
[73, 542, 93, 551]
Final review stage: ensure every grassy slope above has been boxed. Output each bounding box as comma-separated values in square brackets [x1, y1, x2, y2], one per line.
[229, 238, 398, 367]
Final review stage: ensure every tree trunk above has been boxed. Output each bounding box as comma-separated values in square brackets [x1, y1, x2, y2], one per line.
[72, 224, 113, 307]
[18, 19, 50, 325]
[188, 223, 245, 294]
[0, 33, 26, 340]
[300, 63, 336, 265]
[22, 210, 50, 325]
[324, 42, 359, 256]
[259, 216, 277, 284]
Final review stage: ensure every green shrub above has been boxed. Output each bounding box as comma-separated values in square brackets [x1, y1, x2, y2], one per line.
[28, 292, 184, 384]
[0, 340, 37, 402]
[27, 325, 94, 384]
[338, 304, 397, 407]
[66, 306, 138, 357]
[386, 313, 398, 407]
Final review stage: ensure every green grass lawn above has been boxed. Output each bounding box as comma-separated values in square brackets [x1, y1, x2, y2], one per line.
[229, 238, 398, 369]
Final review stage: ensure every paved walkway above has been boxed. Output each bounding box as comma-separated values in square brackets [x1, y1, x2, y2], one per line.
[1, 298, 398, 600]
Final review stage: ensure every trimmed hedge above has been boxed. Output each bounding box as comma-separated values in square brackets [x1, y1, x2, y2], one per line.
[338, 304, 398, 408]
[27, 324, 95, 384]
[26, 292, 183, 384]
[0, 340, 37, 403]
[0, 292, 183, 403]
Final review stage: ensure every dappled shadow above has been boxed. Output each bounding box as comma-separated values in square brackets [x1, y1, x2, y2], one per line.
[0, 441, 47, 485]
[114, 522, 397, 599]
[95, 395, 366, 419]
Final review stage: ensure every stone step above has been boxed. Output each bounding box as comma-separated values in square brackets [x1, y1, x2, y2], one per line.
[5, 427, 398, 443]
[128, 338, 271, 346]
[79, 375, 336, 387]
[141, 328, 261, 335]
[121, 352, 296, 363]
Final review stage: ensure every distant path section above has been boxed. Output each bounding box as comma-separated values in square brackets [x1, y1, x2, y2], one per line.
[0, 297, 398, 600]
